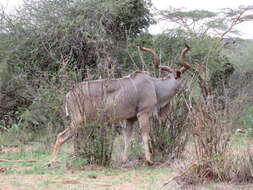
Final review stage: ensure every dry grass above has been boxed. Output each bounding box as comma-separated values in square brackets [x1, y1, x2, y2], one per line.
[166, 96, 253, 187]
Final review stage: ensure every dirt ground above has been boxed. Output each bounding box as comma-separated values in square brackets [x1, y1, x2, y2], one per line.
[0, 135, 253, 190]
[0, 163, 171, 190]
[1, 166, 253, 190]
[1, 168, 253, 190]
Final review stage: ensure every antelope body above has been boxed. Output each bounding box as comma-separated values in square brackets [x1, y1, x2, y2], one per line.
[49, 44, 190, 166]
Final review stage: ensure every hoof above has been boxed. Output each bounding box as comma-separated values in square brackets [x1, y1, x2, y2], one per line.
[47, 160, 60, 168]
[121, 159, 128, 164]
[145, 160, 154, 166]
[120, 160, 129, 168]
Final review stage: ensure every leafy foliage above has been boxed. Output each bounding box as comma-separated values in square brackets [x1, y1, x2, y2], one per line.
[150, 93, 189, 160]
[0, 0, 153, 129]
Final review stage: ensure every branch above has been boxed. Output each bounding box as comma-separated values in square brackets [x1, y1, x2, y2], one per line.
[220, 6, 253, 39]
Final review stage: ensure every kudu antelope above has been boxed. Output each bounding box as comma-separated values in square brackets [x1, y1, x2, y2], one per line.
[48, 44, 190, 166]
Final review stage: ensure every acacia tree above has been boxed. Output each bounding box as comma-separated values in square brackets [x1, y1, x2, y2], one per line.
[157, 6, 253, 183]
[158, 6, 253, 38]
[157, 6, 253, 99]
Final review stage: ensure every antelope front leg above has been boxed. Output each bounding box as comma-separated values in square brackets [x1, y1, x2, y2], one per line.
[138, 113, 153, 165]
[122, 120, 135, 163]
[48, 127, 75, 167]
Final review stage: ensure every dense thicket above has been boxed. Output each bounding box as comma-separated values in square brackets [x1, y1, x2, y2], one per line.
[0, 0, 153, 130]
[0, 0, 252, 167]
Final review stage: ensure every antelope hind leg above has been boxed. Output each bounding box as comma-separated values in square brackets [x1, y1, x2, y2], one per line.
[48, 127, 75, 167]
[138, 113, 153, 165]
[122, 120, 135, 163]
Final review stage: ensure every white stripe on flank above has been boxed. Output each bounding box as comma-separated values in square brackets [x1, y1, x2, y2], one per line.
[65, 104, 69, 116]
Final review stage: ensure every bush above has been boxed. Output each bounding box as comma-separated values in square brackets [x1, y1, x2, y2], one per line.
[73, 124, 117, 166]
[0, 0, 153, 130]
[172, 95, 253, 185]
[183, 98, 231, 183]
[150, 93, 189, 161]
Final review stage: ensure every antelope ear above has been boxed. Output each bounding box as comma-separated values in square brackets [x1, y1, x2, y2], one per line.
[175, 70, 181, 79]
